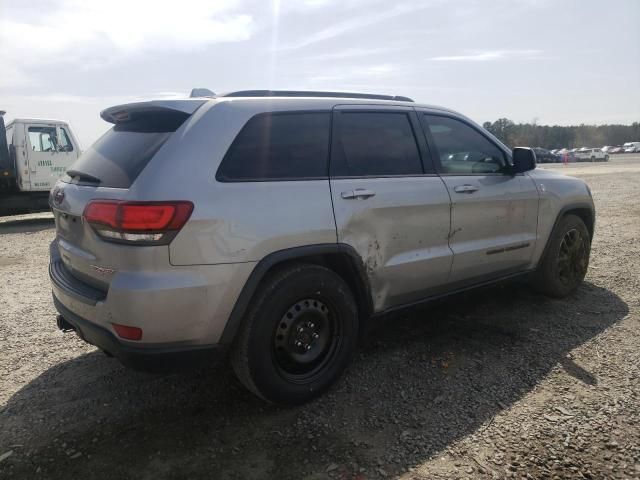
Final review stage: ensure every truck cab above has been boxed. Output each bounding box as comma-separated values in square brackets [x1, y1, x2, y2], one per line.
[1, 113, 81, 214]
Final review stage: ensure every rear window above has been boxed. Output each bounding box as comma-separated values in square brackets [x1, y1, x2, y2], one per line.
[216, 112, 331, 181]
[65, 110, 189, 188]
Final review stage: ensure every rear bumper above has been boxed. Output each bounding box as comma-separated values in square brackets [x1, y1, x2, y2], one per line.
[53, 294, 227, 370]
[48, 238, 255, 346]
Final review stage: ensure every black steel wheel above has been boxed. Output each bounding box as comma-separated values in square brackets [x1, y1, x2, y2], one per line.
[272, 298, 341, 381]
[231, 263, 358, 405]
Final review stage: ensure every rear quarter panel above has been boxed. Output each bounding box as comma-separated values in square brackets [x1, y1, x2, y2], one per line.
[131, 100, 338, 265]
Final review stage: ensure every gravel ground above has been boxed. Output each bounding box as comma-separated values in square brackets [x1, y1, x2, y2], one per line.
[1, 156, 639, 479]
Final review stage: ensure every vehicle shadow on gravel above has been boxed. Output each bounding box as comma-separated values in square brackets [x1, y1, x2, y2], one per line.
[1, 281, 628, 479]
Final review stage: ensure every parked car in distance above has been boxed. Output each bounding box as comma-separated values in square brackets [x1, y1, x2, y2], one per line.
[623, 142, 640, 153]
[576, 148, 609, 162]
[556, 150, 578, 162]
[48, 89, 596, 404]
[532, 147, 559, 163]
[609, 146, 625, 154]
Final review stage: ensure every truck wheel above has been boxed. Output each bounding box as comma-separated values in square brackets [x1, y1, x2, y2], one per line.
[605, 155, 609, 162]
[231, 263, 358, 405]
[531, 214, 590, 298]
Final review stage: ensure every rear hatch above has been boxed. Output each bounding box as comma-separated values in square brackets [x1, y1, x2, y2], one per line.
[51, 99, 205, 292]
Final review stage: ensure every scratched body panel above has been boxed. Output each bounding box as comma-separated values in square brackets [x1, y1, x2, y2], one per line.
[330, 176, 453, 311]
[439, 173, 539, 282]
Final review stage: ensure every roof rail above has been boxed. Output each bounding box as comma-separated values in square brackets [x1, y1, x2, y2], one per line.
[222, 90, 414, 102]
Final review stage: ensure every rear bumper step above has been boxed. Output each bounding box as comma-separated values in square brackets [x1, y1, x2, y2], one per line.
[49, 241, 106, 306]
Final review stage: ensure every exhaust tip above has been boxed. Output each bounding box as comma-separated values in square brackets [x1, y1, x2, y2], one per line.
[56, 314, 75, 333]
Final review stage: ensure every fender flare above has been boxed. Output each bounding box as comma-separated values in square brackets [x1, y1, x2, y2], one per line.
[538, 202, 595, 266]
[219, 243, 373, 345]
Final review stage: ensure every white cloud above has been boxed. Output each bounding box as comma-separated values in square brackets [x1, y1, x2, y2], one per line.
[429, 49, 544, 62]
[281, 2, 438, 50]
[306, 63, 399, 85]
[364, 64, 394, 75]
[0, 0, 253, 87]
[307, 47, 394, 61]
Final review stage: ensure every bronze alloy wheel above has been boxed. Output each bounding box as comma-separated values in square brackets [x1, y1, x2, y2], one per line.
[556, 228, 588, 286]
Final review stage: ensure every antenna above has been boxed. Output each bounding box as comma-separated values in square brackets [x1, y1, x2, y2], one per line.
[190, 88, 216, 98]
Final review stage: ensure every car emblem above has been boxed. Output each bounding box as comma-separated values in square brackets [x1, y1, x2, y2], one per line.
[52, 186, 65, 206]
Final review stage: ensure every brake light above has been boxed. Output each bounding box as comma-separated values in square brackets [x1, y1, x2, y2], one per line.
[83, 200, 193, 245]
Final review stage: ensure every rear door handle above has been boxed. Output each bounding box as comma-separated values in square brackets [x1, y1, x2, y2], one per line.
[341, 188, 376, 200]
[453, 184, 479, 194]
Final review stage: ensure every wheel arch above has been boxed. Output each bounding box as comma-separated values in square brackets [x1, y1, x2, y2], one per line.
[219, 244, 373, 345]
[538, 202, 595, 267]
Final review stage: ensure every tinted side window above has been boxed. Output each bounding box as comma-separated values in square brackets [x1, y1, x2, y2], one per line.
[333, 112, 422, 176]
[423, 115, 506, 174]
[217, 112, 330, 181]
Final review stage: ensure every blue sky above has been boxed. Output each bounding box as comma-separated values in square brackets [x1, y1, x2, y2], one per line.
[1, 0, 639, 147]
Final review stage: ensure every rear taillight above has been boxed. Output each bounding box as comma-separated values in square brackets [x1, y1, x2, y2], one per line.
[83, 200, 193, 245]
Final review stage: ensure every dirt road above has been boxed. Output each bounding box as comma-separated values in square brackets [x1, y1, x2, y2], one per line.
[1, 156, 639, 479]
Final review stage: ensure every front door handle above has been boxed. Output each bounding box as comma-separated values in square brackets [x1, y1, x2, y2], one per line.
[453, 184, 479, 194]
[341, 188, 376, 200]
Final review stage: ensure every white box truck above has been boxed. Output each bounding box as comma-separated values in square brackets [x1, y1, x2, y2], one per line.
[623, 142, 640, 153]
[1, 111, 81, 215]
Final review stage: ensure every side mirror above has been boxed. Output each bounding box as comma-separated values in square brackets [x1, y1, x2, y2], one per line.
[511, 147, 536, 174]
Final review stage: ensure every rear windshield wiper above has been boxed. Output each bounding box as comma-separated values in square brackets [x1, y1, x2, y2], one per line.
[66, 169, 101, 184]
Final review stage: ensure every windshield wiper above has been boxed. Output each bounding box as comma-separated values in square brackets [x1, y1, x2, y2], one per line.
[66, 169, 101, 184]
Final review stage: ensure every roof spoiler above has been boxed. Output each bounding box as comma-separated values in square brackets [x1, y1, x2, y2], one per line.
[0, 111, 11, 173]
[100, 99, 207, 124]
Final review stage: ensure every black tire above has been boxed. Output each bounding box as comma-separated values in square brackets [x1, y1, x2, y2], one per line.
[532, 214, 591, 298]
[231, 263, 358, 405]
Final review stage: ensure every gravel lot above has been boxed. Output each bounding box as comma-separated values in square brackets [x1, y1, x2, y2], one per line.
[1, 155, 639, 479]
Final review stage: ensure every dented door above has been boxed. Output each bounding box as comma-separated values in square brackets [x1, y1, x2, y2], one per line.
[329, 106, 453, 312]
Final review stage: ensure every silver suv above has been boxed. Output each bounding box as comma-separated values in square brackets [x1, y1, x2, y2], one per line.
[49, 90, 595, 404]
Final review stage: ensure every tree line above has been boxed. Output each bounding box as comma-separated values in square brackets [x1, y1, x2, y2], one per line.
[482, 119, 640, 149]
